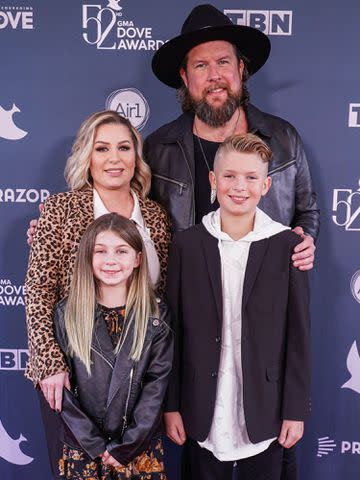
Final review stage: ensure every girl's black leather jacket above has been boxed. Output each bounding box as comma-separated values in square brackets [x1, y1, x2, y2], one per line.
[54, 299, 173, 465]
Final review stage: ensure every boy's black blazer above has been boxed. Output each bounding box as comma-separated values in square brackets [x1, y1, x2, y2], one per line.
[165, 223, 310, 443]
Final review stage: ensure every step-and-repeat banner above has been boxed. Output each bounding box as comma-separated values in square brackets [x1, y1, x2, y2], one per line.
[0, 1, 359, 479]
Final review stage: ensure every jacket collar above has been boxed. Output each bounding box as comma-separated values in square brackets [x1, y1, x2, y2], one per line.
[246, 104, 272, 139]
[92, 305, 136, 407]
[199, 224, 223, 325]
[199, 223, 270, 312]
[157, 112, 194, 144]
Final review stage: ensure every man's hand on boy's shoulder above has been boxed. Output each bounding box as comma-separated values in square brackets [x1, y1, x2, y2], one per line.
[26, 203, 43, 246]
[291, 226, 315, 271]
[278, 420, 304, 448]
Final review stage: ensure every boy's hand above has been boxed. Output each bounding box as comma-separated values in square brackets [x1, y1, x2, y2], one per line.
[101, 450, 123, 467]
[26, 203, 43, 246]
[291, 226, 315, 271]
[278, 420, 304, 448]
[163, 411, 187, 445]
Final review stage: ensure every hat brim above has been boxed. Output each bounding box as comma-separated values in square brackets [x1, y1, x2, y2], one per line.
[152, 25, 271, 88]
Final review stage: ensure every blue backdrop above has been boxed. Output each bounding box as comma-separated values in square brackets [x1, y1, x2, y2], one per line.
[1, 1, 359, 479]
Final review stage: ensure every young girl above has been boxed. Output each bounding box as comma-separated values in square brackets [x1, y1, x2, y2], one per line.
[53, 213, 173, 480]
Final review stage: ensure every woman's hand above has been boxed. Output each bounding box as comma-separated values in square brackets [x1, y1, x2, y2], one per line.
[101, 450, 123, 468]
[40, 371, 70, 412]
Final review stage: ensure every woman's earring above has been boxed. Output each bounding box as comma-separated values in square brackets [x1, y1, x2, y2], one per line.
[210, 189, 217, 204]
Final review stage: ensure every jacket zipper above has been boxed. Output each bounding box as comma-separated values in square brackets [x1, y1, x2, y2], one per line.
[152, 173, 187, 195]
[121, 366, 134, 437]
[91, 346, 114, 369]
[268, 159, 296, 176]
[177, 140, 196, 226]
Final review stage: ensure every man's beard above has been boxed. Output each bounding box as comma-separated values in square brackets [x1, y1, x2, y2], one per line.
[177, 82, 249, 127]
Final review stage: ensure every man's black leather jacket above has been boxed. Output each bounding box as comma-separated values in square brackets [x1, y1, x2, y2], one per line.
[144, 104, 320, 239]
[54, 299, 173, 465]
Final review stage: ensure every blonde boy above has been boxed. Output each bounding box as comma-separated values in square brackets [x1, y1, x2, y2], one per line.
[165, 133, 310, 480]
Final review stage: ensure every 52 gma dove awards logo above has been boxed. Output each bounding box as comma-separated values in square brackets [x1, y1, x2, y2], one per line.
[0, 278, 26, 307]
[332, 180, 360, 231]
[82, 1, 165, 51]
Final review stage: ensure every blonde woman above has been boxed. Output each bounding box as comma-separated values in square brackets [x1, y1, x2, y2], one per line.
[54, 213, 173, 479]
[25, 111, 171, 476]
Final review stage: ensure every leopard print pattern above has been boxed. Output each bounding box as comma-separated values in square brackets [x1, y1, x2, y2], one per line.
[25, 187, 171, 386]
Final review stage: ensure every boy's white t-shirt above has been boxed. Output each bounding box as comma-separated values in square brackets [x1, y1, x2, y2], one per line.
[200, 207, 289, 461]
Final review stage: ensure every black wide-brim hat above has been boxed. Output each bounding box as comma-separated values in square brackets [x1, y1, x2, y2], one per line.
[152, 4, 271, 88]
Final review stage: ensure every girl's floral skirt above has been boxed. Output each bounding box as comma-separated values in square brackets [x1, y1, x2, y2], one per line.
[58, 435, 167, 480]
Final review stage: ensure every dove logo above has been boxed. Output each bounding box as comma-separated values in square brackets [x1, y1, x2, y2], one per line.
[317, 436, 337, 457]
[342, 341, 360, 395]
[0, 419, 33, 465]
[0, 104, 28, 141]
[350, 270, 360, 304]
[107, 0, 122, 11]
[106, 88, 150, 131]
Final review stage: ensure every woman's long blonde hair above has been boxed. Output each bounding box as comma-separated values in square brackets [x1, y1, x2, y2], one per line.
[64, 110, 151, 198]
[64, 213, 159, 374]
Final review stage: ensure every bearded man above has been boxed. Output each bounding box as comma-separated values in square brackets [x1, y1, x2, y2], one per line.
[143, 4, 319, 480]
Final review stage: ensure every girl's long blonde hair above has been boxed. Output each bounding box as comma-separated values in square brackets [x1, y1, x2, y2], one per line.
[64, 110, 151, 198]
[64, 213, 159, 374]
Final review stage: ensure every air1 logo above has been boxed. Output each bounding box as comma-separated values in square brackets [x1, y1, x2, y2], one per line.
[0, 6, 33, 30]
[224, 9, 292, 35]
[82, 2, 165, 50]
[0, 349, 28, 370]
[350, 271, 360, 305]
[106, 88, 150, 130]
[332, 180, 360, 231]
[348, 104, 360, 127]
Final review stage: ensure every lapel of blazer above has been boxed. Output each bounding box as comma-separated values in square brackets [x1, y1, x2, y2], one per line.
[200, 226, 223, 325]
[243, 238, 269, 308]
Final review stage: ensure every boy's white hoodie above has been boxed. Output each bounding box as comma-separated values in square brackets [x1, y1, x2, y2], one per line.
[199, 208, 289, 461]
